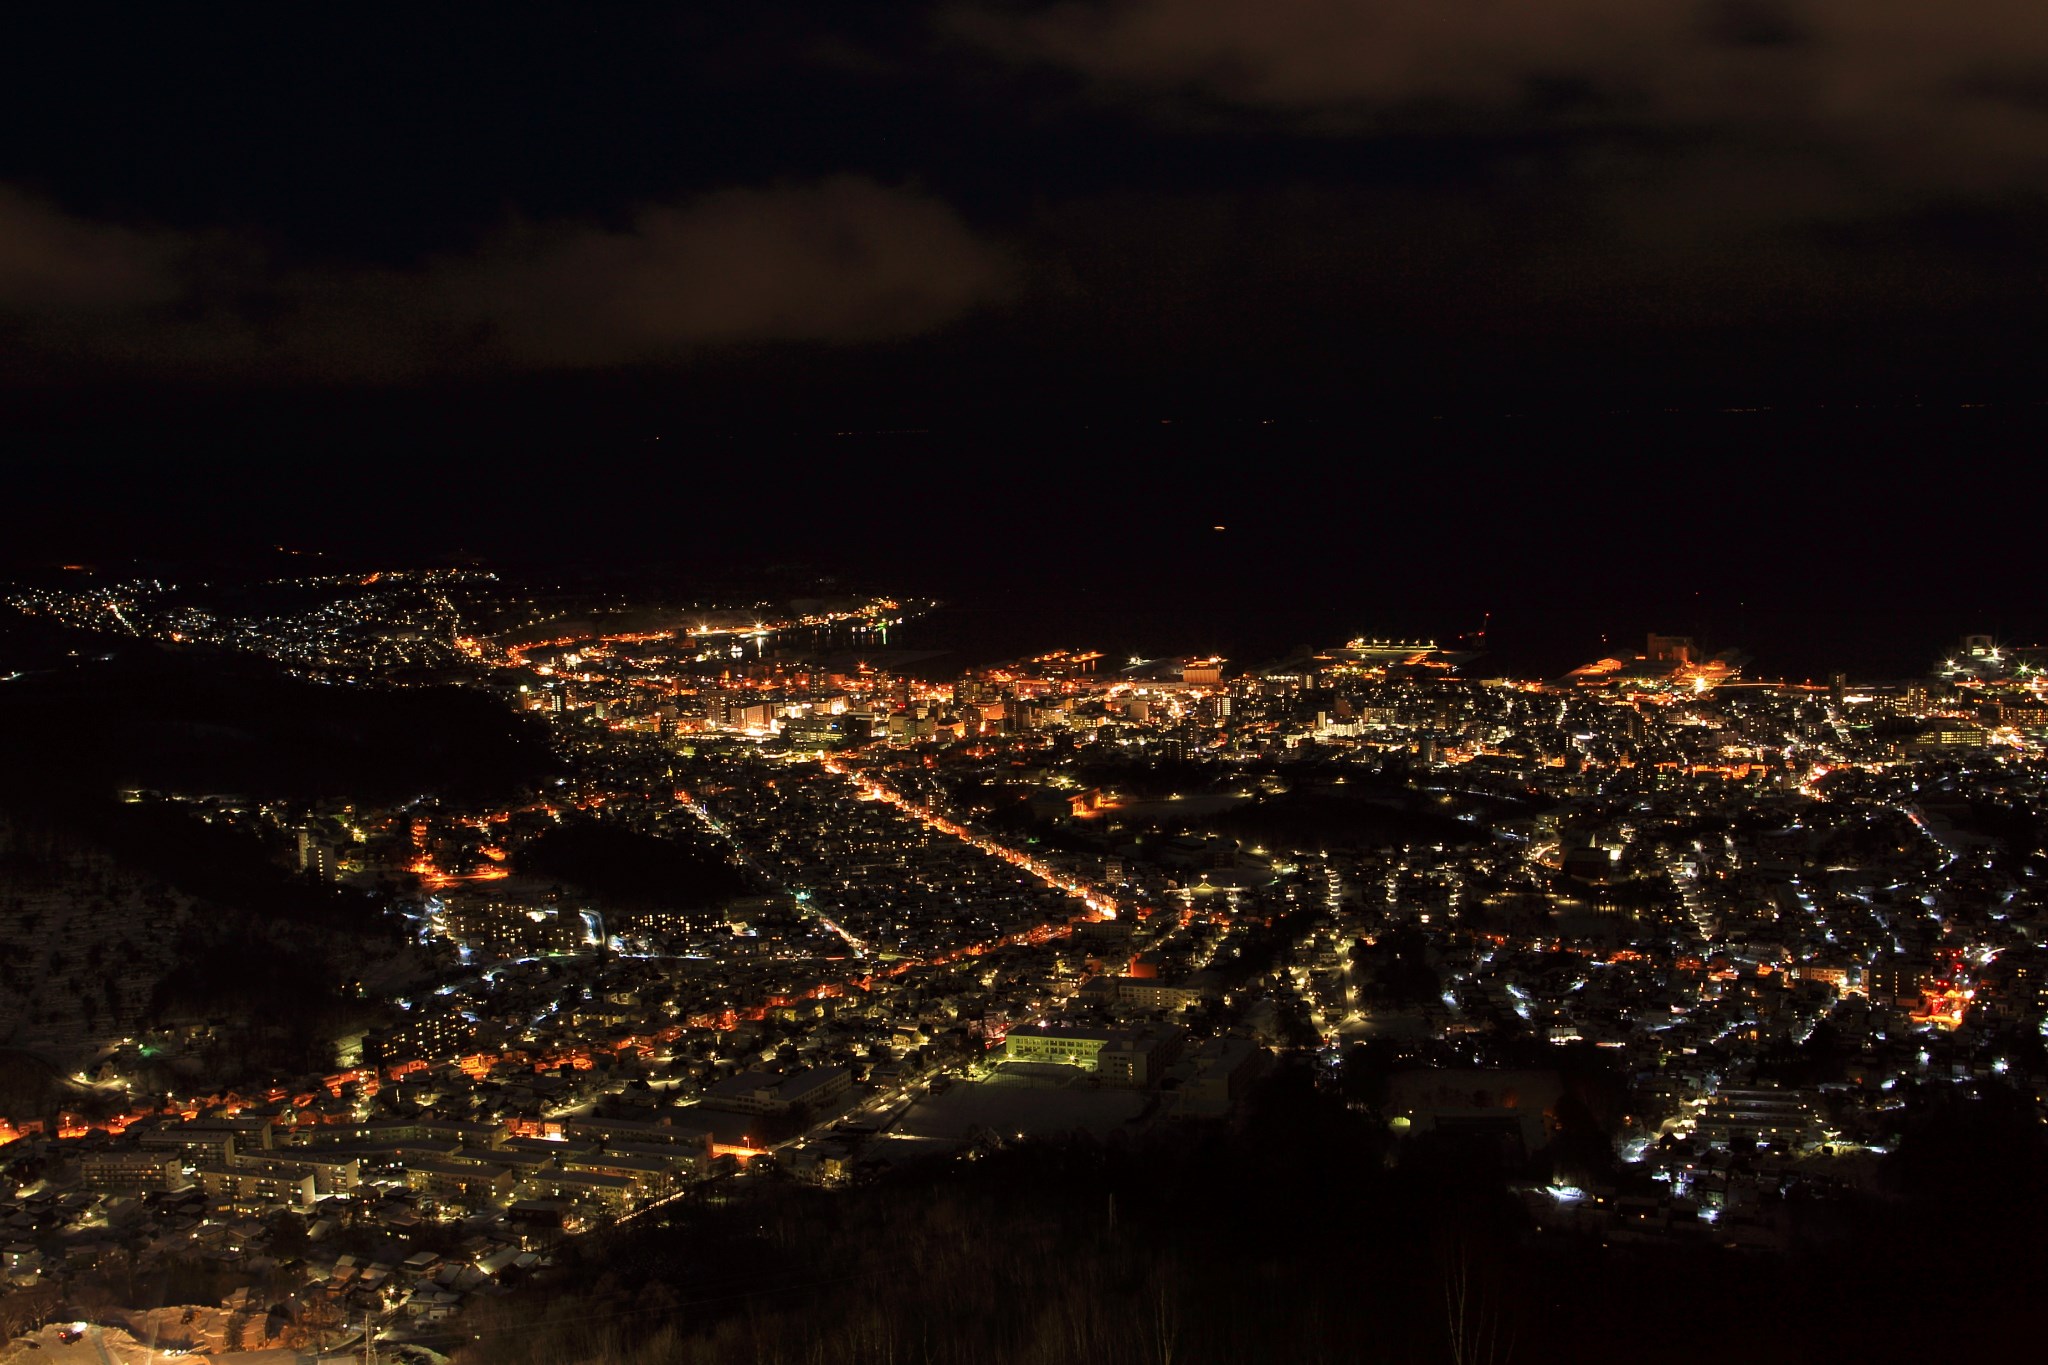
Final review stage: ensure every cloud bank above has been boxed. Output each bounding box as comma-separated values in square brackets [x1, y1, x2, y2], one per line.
[952, 0, 2048, 191]
[0, 178, 1010, 380]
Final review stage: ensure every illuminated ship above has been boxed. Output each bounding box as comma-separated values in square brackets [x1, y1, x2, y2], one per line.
[1321, 632, 1484, 676]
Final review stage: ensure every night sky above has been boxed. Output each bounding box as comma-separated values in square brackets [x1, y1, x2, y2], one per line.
[4, 4, 2044, 664]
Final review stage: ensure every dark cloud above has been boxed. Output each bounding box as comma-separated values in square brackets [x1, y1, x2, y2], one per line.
[950, 0, 2048, 191]
[951, 0, 1702, 110]
[0, 178, 1010, 380]
[435, 177, 1012, 365]
[0, 186, 186, 313]
[2, 6, 2039, 408]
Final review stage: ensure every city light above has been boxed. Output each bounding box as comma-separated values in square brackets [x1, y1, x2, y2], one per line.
[2, 565, 2039, 1352]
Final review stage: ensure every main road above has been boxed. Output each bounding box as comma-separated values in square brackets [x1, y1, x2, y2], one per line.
[817, 752, 1123, 921]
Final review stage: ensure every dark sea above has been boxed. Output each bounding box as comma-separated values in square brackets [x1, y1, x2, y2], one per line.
[14, 402, 2043, 684]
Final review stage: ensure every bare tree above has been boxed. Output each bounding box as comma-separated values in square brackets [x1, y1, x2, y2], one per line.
[0, 1286, 62, 1339]
[1148, 1261, 1182, 1365]
[282, 1291, 340, 1350]
[1440, 1238, 1513, 1365]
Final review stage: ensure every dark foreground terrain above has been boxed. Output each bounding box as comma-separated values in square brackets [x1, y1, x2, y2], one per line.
[449, 1067, 2047, 1365]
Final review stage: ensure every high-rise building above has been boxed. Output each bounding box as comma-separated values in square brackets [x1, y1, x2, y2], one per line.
[297, 830, 339, 882]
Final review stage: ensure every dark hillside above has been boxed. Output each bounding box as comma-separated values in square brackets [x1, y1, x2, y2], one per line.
[449, 1070, 2048, 1365]
[0, 644, 554, 805]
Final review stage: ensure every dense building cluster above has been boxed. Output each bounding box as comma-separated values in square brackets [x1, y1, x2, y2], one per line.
[4, 568, 512, 673]
[3, 571, 2047, 1354]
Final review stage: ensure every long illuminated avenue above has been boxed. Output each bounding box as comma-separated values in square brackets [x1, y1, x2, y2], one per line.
[819, 752, 1126, 923]
[6, 561, 2048, 1355]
